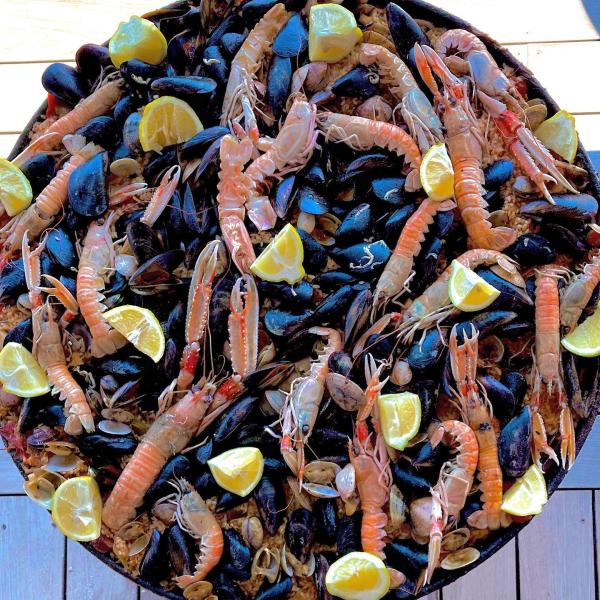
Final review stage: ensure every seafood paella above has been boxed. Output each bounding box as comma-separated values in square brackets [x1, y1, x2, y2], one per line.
[1, 0, 599, 597]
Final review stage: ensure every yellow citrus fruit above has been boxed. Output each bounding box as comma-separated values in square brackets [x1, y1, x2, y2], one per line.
[109, 15, 168, 68]
[377, 392, 421, 451]
[0, 342, 50, 397]
[420, 142, 454, 201]
[208, 447, 264, 497]
[103, 305, 165, 362]
[138, 96, 203, 153]
[561, 304, 600, 357]
[51, 476, 102, 541]
[325, 552, 390, 600]
[309, 4, 363, 63]
[448, 259, 500, 312]
[501, 464, 548, 517]
[535, 109, 578, 164]
[0, 158, 33, 217]
[250, 223, 305, 284]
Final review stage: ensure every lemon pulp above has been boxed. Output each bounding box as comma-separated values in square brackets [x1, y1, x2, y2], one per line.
[0, 342, 50, 397]
[109, 16, 168, 68]
[0, 158, 33, 217]
[138, 96, 203, 153]
[561, 304, 600, 357]
[325, 552, 390, 600]
[208, 447, 264, 497]
[420, 142, 454, 201]
[377, 392, 421, 450]
[535, 109, 578, 163]
[103, 305, 165, 362]
[51, 476, 102, 541]
[250, 223, 305, 284]
[501, 464, 548, 516]
[448, 260, 500, 312]
[309, 4, 363, 63]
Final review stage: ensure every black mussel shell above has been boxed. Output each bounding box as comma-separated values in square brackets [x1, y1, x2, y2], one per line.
[264, 308, 312, 337]
[330, 241, 391, 277]
[411, 236, 442, 296]
[407, 328, 446, 372]
[256, 576, 293, 600]
[480, 374, 517, 418]
[59, 275, 77, 298]
[484, 159, 514, 189]
[221, 32, 247, 58]
[78, 434, 137, 459]
[285, 508, 317, 563]
[314, 270, 357, 290]
[298, 229, 328, 273]
[309, 284, 359, 327]
[194, 438, 213, 466]
[159, 338, 179, 382]
[273, 13, 308, 57]
[213, 395, 258, 443]
[45, 227, 76, 270]
[120, 59, 166, 95]
[129, 250, 184, 295]
[258, 279, 313, 307]
[18, 396, 63, 432]
[314, 499, 338, 545]
[477, 268, 533, 311]
[146, 456, 192, 506]
[371, 177, 406, 206]
[345, 288, 372, 348]
[391, 461, 432, 493]
[123, 112, 142, 154]
[254, 475, 285, 535]
[221, 528, 252, 580]
[501, 371, 527, 405]
[274, 174, 296, 218]
[242, 0, 278, 23]
[266, 55, 292, 121]
[19, 154, 55, 197]
[113, 94, 140, 127]
[412, 440, 444, 469]
[202, 45, 229, 87]
[348, 152, 398, 174]
[336, 203, 372, 245]
[167, 29, 197, 73]
[520, 193, 598, 222]
[216, 491, 247, 512]
[303, 162, 326, 188]
[206, 12, 245, 47]
[76, 43, 111, 83]
[454, 311, 517, 340]
[68, 151, 108, 217]
[180, 125, 229, 160]
[151, 75, 217, 101]
[41, 63, 88, 107]
[139, 529, 168, 583]
[144, 147, 178, 185]
[499, 406, 532, 478]
[297, 186, 329, 215]
[98, 357, 146, 379]
[381, 203, 416, 247]
[386, 542, 429, 579]
[386, 3, 431, 74]
[332, 66, 379, 99]
[327, 352, 353, 378]
[194, 471, 220, 497]
[433, 209, 454, 237]
[543, 222, 588, 256]
[412, 379, 438, 431]
[0, 258, 27, 302]
[127, 221, 164, 265]
[507, 233, 555, 266]
[211, 571, 248, 600]
[76, 116, 119, 149]
[336, 513, 362, 556]
[4, 317, 33, 350]
[166, 523, 196, 576]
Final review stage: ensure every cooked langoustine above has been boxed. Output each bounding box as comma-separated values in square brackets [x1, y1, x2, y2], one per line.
[560, 251, 600, 332]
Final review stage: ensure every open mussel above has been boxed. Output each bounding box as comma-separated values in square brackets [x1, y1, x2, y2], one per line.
[139, 529, 168, 583]
[42, 63, 88, 107]
[520, 193, 598, 222]
[129, 250, 184, 295]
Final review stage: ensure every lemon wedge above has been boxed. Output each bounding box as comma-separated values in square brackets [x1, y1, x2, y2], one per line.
[0, 158, 33, 217]
[326, 552, 390, 600]
[377, 392, 421, 451]
[501, 464, 548, 517]
[51, 476, 102, 541]
[109, 15, 168, 68]
[561, 303, 600, 357]
[448, 259, 500, 312]
[535, 109, 578, 164]
[250, 223, 305, 284]
[208, 447, 264, 497]
[138, 96, 203, 153]
[0, 342, 50, 397]
[103, 305, 165, 362]
[420, 142, 454, 201]
[309, 4, 363, 63]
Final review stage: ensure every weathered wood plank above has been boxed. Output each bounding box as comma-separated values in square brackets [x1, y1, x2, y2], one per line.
[0, 439, 25, 495]
[562, 420, 600, 489]
[140, 589, 165, 600]
[428, 0, 600, 44]
[442, 540, 516, 600]
[594, 491, 600, 594]
[0, 497, 64, 599]
[67, 540, 138, 600]
[519, 490, 595, 599]
[0, 0, 158, 63]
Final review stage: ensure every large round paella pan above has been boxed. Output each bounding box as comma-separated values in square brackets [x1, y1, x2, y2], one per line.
[1, 0, 599, 598]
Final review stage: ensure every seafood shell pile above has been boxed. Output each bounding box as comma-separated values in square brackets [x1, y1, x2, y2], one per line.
[1, 0, 599, 598]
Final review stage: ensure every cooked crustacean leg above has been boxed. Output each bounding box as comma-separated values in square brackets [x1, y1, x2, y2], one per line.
[23, 232, 93, 436]
[228, 274, 259, 379]
[449, 324, 510, 530]
[531, 266, 576, 470]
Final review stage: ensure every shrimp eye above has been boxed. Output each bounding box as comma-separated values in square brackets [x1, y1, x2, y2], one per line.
[302, 424, 309, 434]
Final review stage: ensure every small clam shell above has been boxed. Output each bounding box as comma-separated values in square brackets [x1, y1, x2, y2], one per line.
[325, 372, 365, 412]
[489, 210, 509, 227]
[335, 463, 355, 500]
[116, 521, 146, 542]
[390, 358, 412, 387]
[524, 101, 548, 130]
[304, 460, 341, 485]
[98, 419, 133, 436]
[45, 441, 78, 456]
[45, 453, 82, 473]
[261, 390, 286, 416]
[281, 545, 316, 577]
[23, 470, 65, 509]
[441, 527, 471, 553]
[312, 213, 341, 246]
[303, 482, 340, 499]
[100, 408, 135, 423]
[478, 335, 504, 366]
[241, 516, 264, 550]
[297, 211, 316, 233]
[128, 533, 150, 557]
[389, 484, 407, 529]
[287, 476, 312, 510]
[252, 546, 280, 584]
[513, 175, 537, 196]
[152, 499, 176, 524]
[258, 342, 276, 367]
[183, 581, 214, 600]
[115, 254, 138, 277]
[110, 157, 142, 178]
[441, 547, 480, 570]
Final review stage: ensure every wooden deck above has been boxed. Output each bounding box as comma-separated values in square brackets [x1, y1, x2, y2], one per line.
[0, 0, 599, 598]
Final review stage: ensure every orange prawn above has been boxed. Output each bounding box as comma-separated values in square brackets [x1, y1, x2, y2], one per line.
[356, 354, 388, 442]
[531, 266, 575, 470]
[317, 111, 422, 191]
[102, 380, 216, 531]
[561, 251, 600, 331]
